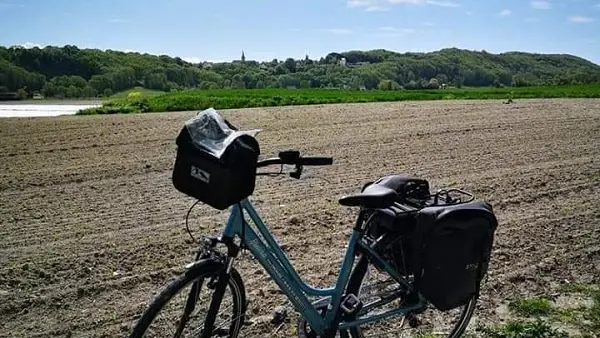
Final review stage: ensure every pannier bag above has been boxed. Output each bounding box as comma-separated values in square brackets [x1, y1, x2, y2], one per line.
[366, 207, 417, 277]
[361, 174, 430, 276]
[361, 175, 431, 277]
[411, 200, 498, 311]
[172, 108, 261, 210]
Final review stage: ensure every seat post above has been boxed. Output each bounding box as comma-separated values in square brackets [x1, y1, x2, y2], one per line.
[352, 209, 367, 232]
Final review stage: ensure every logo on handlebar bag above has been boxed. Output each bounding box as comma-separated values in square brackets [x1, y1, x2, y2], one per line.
[190, 165, 211, 184]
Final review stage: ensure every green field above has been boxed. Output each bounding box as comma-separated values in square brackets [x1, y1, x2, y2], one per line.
[106, 87, 166, 100]
[77, 84, 600, 115]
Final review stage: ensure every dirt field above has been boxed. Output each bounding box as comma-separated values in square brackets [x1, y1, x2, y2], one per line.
[1, 99, 599, 337]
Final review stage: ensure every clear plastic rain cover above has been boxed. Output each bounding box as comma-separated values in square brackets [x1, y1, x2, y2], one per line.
[184, 108, 260, 159]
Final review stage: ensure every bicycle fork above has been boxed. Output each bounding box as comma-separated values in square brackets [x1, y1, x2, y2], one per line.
[201, 260, 233, 338]
[182, 234, 240, 338]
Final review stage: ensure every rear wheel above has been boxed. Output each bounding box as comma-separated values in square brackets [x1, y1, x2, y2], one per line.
[129, 259, 246, 338]
[346, 255, 477, 338]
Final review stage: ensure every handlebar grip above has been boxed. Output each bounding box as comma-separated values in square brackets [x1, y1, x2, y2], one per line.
[300, 156, 333, 166]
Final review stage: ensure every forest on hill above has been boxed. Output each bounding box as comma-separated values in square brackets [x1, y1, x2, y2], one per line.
[1, 44, 600, 99]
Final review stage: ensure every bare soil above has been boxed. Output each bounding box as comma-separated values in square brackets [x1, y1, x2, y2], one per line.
[1, 99, 599, 337]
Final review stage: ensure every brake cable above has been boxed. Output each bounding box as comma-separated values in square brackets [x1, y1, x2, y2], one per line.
[185, 199, 201, 243]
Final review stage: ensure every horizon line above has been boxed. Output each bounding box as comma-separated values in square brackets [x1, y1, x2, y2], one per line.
[2, 43, 597, 65]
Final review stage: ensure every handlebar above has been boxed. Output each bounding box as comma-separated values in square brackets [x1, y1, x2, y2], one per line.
[256, 150, 333, 179]
[299, 156, 334, 166]
[256, 158, 284, 168]
[257, 150, 333, 168]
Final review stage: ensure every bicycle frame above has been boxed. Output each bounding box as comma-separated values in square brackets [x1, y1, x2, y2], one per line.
[221, 198, 426, 335]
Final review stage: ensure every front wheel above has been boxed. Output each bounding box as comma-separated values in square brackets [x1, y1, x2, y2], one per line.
[128, 259, 247, 338]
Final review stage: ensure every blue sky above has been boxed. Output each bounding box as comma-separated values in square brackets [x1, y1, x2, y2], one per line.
[1, 0, 599, 64]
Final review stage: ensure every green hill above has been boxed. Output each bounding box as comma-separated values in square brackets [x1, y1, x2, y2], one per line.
[1, 45, 599, 99]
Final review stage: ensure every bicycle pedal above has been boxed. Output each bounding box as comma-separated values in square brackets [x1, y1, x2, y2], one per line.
[340, 294, 362, 314]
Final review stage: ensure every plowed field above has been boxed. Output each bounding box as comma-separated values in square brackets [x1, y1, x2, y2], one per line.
[1, 99, 599, 337]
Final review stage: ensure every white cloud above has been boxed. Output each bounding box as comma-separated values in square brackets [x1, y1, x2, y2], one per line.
[465, 10, 473, 15]
[569, 15, 594, 22]
[387, 0, 424, 4]
[347, 0, 375, 7]
[21, 42, 41, 49]
[347, 0, 460, 11]
[379, 26, 415, 33]
[530, 1, 551, 9]
[422, 21, 435, 26]
[426, 0, 460, 7]
[366, 5, 388, 11]
[324, 28, 353, 35]
[499, 9, 512, 16]
[182, 57, 202, 64]
[0, 2, 24, 11]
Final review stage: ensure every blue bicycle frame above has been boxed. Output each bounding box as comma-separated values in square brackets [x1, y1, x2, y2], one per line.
[221, 198, 426, 335]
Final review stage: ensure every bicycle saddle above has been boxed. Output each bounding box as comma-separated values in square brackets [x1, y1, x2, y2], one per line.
[338, 183, 398, 208]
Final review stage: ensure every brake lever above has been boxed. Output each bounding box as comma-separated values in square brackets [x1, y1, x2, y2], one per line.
[290, 164, 303, 179]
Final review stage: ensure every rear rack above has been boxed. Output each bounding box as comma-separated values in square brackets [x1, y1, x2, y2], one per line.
[391, 188, 475, 213]
[431, 188, 474, 205]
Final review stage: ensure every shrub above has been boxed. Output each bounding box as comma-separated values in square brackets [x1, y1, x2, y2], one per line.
[508, 297, 553, 317]
[16, 88, 28, 100]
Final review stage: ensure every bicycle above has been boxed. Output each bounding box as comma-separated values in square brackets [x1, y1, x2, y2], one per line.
[127, 148, 497, 338]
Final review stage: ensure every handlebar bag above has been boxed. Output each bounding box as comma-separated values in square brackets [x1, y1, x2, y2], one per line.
[172, 108, 260, 210]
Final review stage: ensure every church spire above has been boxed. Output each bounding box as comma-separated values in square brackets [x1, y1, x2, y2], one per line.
[241, 50, 246, 62]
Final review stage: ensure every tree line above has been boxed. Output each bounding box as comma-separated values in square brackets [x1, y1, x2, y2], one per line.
[1, 45, 599, 99]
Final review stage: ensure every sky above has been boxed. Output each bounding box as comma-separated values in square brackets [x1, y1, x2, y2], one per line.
[1, 0, 599, 64]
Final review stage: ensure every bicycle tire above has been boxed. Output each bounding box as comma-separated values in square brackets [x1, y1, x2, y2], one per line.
[128, 259, 247, 338]
[345, 255, 478, 338]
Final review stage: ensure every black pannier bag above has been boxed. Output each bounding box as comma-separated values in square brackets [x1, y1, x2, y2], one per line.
[410, 200, 498, 311]
[172, 108, 261, 210]
[362, 175, 431, 276]
[366, 207, 417, 277]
